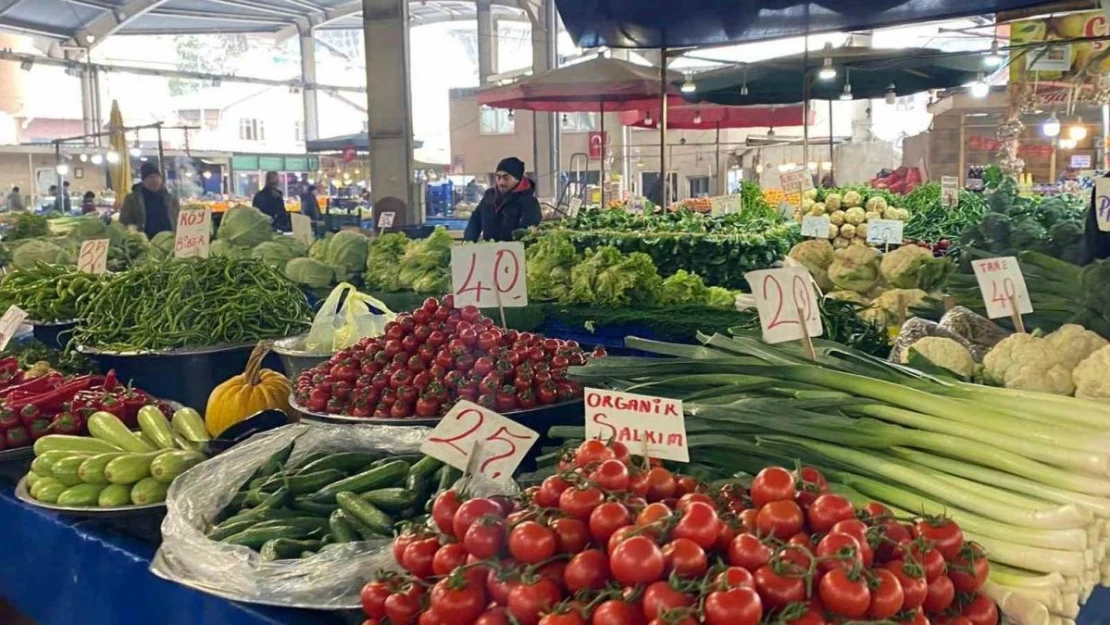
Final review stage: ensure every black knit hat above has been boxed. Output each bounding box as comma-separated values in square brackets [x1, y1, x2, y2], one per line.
[140, 161, 161, 180]
[496, 157, 525, 180]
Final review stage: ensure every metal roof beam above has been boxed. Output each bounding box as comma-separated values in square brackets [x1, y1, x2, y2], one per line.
[200, 0, 303, 18]
[275, 0, 327, 11]
[150, 8, 290, 24]
[0, 17, 74, 39]
[66, 0, 170, 49]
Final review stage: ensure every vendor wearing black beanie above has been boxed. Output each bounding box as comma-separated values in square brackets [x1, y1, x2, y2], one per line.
[120, 161, 179, 239]
[464, 156, 542, 242]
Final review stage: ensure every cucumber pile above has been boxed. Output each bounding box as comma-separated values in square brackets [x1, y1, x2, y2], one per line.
[23, 407, 211, 508]
[207, 441, 460, 561]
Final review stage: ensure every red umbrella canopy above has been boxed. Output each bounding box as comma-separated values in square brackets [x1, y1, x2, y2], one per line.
[477, 56, 683, 112]
[619, 103, 812, 129]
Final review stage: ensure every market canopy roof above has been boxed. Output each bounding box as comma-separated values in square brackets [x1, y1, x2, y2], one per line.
[683, 47, 986, 106]
[555, 0, 1053, 48]
[618, 103, 811, 129]
[306, 132, 424, 153]
[477, 56, 682, 112]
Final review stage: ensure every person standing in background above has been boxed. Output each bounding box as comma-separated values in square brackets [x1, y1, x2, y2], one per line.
[253, 171, 290, 232]
[463, 157, 542, 242]
[56, 181, 72, 213]
[81, 191, 97, 214]
[121, 162, 179, 238]
[299, 184, 319, 222]
[5, 187, 24, 212]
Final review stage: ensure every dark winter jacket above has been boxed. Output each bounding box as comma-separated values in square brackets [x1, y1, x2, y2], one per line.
[463, 178, 542, 242]
[253, 186, 290, 232]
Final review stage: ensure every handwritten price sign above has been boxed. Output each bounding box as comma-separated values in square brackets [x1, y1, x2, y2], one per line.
[290, 214, 313, 248]
[780, 169, 814, 195]
[972, 256, 1034, 319]
[450, 242, 528, 309]
[77, 238, 109, 274]
[866, 218, 904, 246]
[420, 400, 539, 482]
[744, 266, 823, 344]
[710, 194, 743, 217]
[1096, 178, 1110, 232]
[627, 197, 647, 214]
[584, 388, 687, 462]
[941, 176, 959, 209]
[173, 208, 211, 259]
[0, 305, 27, 351]
[377, 211, 396, 230]
[801, 214, 830, 238]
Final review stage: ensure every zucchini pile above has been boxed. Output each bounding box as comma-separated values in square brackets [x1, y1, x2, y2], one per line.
[24, 408, 211, 507]
[206, 442, 459, 561]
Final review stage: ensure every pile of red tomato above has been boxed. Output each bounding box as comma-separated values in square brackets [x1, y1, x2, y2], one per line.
[360, 440, 998, 625]
[293, 296, 600, 419]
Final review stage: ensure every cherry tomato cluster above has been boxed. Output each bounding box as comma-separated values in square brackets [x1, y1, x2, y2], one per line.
[359, 440, 997, 625]
[293, 296, 602, 419]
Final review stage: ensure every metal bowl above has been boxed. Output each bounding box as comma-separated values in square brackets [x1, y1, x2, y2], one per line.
[272, 334, 331, 380]
[14, 476, 166, 517]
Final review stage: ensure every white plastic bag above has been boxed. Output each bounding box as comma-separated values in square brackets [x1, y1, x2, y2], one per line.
[151, 422, 428, 609]
[305, 282, 396, 352]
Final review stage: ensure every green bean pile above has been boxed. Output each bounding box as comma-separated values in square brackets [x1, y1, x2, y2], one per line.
[0, 262, 107, 322]
[73, 256, 312, 352]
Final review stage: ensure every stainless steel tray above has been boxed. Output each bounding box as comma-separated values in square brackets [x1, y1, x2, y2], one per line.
[0, 446, 34, 463]
[14, 475, 167, 517]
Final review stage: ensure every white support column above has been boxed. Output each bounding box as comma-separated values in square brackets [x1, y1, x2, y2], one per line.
[299, 26, 320, 142]
[363, 0, 416, 220]
[529, 0, 558, 199]
[476, 0, 498, 84]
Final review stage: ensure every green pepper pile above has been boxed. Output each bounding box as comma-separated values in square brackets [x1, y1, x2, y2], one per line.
[73, 256, 312, 352]
[0, 263, 107, 322]
[902, 183, 988, 249]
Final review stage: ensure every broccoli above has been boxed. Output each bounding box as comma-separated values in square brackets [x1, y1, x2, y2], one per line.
[1009, 221, 1047, 251]
[980, 213, 1012, 245]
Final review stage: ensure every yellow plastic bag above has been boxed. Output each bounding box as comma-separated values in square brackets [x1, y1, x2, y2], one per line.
[305, 283, 396, 352]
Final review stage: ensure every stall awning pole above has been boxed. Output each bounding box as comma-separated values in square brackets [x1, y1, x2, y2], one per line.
[660, 47, 669, 207]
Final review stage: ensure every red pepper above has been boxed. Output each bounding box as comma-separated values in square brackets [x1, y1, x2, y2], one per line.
[0, 409, 18, 431]
[28, 418, 51, 440]
[0, 372, 62, 400]
[116, 385, 151, 424]
[0, 357, 19, 375]
[96, 395, 126, 421]
[18, 404, 39, 426]
[8, 375, 100, 414]
[49, 412, 84, 436]
[0, 368, 22, 388]
[4, 426, 30, 449]
[103, 369, 119, 391]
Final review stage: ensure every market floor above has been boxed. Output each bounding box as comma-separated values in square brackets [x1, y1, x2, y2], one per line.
[0, 598, 34, 624]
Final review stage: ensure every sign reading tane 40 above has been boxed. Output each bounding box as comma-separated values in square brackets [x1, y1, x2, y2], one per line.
[584, 388, 688, 462]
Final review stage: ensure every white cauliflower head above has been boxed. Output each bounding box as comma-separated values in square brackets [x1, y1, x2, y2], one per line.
[839, 223, 857, 239]
[803, 189, 819, 201]
[827, 223, 839, 240]
[1044, 324, 1109, 370]
[1073, 345, 1110, 400]
[824, 193, 842, 211]
[788, 239, 835, 291]
[982, 334, 1075, 396]
[855, 223, 869, 240]
[828, 245, 881, 293]
[864, 288, 927, 327]
[844, 206, 867, 225]
[865, 211, 883, 222]
[809, 203, 826, 216]
[843, 190, 863, 208]
[866, 196, 888, 213]
[830, 210, 846, 226]
[833, 236, 851, 249]
[900, 336, 975, 379]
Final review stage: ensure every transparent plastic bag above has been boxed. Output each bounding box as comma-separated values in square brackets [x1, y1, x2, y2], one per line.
[938, 306, 1010, 357]
[151, 422, 428, 609]
[889, 317, 987, 364]
[305, 282, 396, 352]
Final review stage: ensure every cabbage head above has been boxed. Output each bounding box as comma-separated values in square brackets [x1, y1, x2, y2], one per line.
[217, 205, 273, 248]
[309, 234, 331, 261]
[659, 270, 708, 306]
[268, 235, 308, 258]
[323, 230, 369, 281]
[365, 232, 410, 291]
[210, 240, 250, 259]
[285, 257, 335, 288]
[705, 287, 736, 310]
[150, 231, 175, 260]
[398, 227, 453, 293]
[252, 241, 298, 268]
[12, 239, 72, 269]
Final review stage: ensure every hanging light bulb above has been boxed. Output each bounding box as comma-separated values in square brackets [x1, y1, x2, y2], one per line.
[1043, 111, 1061, 137]
[55, 163, 69, 176]
[106, 151, 120, 164]
[817, 44, 837, 81]
[1059, 137, 1077, 149]
[755, 163, 764, 174]
[969, 74, 989, 98]
[681, 73, 696, 94]
[884, 84, 897, 105]
[643, 111, 653, 126]
[693, 111, 702, 125]
[740, 83, 749, 96]
[78, 154, 88, 163]
[767, 127, 776, 138]
[840, 82, 853, 101]
[561, 113, 569, 127]
[984, 39, 1003, 68]
[202, 171, 213, 180]
[507, 109, 515, 121]
[1069, 117, 1087, 141]
[90, 154, 104, 165]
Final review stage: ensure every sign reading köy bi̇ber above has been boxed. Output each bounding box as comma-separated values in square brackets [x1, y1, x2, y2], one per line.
[584, 388, 688, 462]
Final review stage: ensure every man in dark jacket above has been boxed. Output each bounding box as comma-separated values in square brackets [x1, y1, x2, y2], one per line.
[299, 184, 320, 222]
[120, 162, 179, 238]
[464, 157, 542, 242]
[253, 171, 291, 232]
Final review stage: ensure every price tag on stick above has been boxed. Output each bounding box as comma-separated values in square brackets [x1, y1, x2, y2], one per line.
[744, 267, 823, 353]
[779, 168, 814, 195]
[377, 211, 396, 232]
[584, 388, 688, 462]
[801, 214, 830, 238]
[971, 256, 1033, 331]
[420, 400, 539, 482]
[290, 214, 313, 248]
[77, 238, 109, 274]
[941, 176, 960, 209]
[174, 207, 212, 259]
[866, 218, 904, 249]
[451, 242, 528, 310]
[1096, 178, 1110, 232]
[0, 305, 27, 351]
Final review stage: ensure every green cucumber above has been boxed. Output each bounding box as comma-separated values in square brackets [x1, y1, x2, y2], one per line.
[25, 472, 41, 489]
[57, 483, 106, 506]
[289, 451, 329, 471]
[328, 510, 358, 543]
[259, 538, 321, 561]
[34, 435, 120, 456]
[137, 405, 177, 450]
[248, 441, 297, 482]
[372, 454, 421, 468]
[130, 477, 169, 505]
[409, 456, 445, 479]
[360, 488, 418, 513]
[149, 450, 206, 484]
[30, 476, 59, 499]
[222, 526, 299, 549]
[98, 483, 133, 507]
[291, 496, 339, 516]
[104, 451, 161, 485]
[34, 450, 90, 476]
[296, 451, 386, 475]
[77, 452, 128, 485]
[261, 469, 345, 495]
[207, 518, 260, 541]
[310, 461, 410, 502]
[88, 412, 156, 452]
[339, 508, 387, 540]
[30, 456, 54, 478]
[251, 517, 329, 533]
[51, 455, 87, 487]
[336, 492, 393, 534]
[437, 466, 463, 494]
[171, 407, 210, 442]
[34, 480, 68, 503]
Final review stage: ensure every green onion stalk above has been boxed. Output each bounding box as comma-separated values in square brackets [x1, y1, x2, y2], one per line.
[565, 330, 1110, 625]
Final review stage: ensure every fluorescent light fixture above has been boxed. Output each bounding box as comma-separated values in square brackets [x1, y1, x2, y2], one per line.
[984, 40, 1003, 68]
[681, 73, 696, 94]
